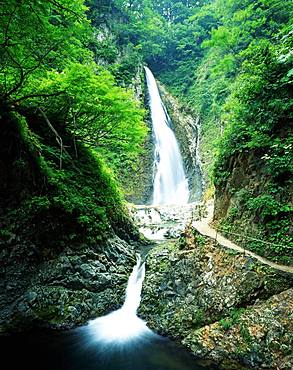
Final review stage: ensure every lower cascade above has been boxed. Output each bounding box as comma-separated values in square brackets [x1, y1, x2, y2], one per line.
[144, 66, 190, 205]
[86, 255, 153, 344]
[2, 256, 216, 370]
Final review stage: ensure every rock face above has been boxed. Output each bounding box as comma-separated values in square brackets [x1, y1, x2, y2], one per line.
[0, 236, 136, 332]
[213, 149, 292, 264]
[0, 111, 140, 333]
[139, 229, 293, 369]
[214, 151, 270, 222]
[185, 288, 293, 370]
[119, 67, 154, 205]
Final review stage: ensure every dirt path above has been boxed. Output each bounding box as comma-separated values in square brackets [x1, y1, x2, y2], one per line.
[192, 203, 293, 274]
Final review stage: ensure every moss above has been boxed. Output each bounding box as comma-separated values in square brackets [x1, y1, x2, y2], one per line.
[0, 110, 138, 262]
[219, 308, 246, 331]
[191, 309, 205, 328]
[34, 306, 61, 322]
[239, 324, 253, 345]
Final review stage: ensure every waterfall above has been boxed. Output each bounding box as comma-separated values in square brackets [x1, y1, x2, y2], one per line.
[86, 255, 152, 345]
[144, 66, 189, 205]
[121, 255, 146, 313]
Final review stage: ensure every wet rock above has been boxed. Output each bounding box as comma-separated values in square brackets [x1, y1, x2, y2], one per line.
[0, 236, 136, 332]
[129, 203, 204, 241]
[140, 236, 293, 369]
[25, 291, 38, 304]
[79, 264, 97, 279]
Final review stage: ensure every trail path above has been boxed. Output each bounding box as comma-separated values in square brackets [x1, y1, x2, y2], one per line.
[192, 202, 293, 274]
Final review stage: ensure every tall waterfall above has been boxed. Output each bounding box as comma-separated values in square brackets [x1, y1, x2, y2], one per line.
[86, 255, 152, 344]
[144, 67, 189, 205]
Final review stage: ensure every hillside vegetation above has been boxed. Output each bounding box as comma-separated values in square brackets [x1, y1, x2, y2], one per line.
[0, 0, 149, 251]
[104, 0, 292, 262]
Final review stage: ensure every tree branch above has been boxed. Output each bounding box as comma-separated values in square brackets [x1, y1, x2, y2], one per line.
[38, 108, 63, 170]
[38, 108, 82, 174]
[47, 0, 83, 20]
[11, 91, 65, 104]
[3, 43, 58, 99]
[73, 113, 78, 158]
[1, 2, 21, 48]
[2, 48, 25, 99]
[24, 44, 58, 76]
[28, 3, 45, 28]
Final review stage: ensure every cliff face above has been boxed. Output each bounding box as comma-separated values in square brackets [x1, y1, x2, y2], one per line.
[1, 234, 135, 332]
[214, 151, 266, 220]
[213, 148, 293, 264]
[116, 67, 154, 205]
[139, 229, 293, 369]
[0, 111, 138, 332]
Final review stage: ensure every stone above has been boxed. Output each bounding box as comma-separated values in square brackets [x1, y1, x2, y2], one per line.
[79, 264, 96, 278]
[0, 235, 136, 332]
[139, 237, 293, 369]
[25, 291, 38, 304]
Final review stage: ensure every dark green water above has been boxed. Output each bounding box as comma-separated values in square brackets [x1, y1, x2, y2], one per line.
[1, 328, 218, 370]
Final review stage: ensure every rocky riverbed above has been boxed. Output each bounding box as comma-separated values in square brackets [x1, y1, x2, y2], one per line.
[129, 202, 207, 240]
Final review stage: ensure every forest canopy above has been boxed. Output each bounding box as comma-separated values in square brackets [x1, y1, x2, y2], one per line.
[0, 0, 147, 169]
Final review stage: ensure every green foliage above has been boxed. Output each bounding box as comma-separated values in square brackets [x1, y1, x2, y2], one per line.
[1, 0, 148, 175]
[110, 45, 143, 86]
[31, 62, 147, 165]
[219, 308, 245, 331]
[1, 0, 292, 257]
[0, 0, 149, 253]
[219, 317, 234, 331]
[24, 196, 51, 213]
[247, 195, 285, 219]
[176, 0, 292, 258]
[193, 232, 206, 249]
[191, 309, 205, 328]
[0, 112, 138, 250]
[105, 0, 292, 258]
[0, 0, 92, 102]
[93, 37, 119, 64]
[239, 323, 252, 344]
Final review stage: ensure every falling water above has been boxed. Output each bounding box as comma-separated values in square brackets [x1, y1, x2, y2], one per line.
[87, 255, 153, 345]
[144, 66, 189, 205]
[3, 256, 218, 369]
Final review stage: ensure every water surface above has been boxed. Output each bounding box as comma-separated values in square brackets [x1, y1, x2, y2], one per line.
[1, 258, 218, 370]
[1, 329, 218, 370]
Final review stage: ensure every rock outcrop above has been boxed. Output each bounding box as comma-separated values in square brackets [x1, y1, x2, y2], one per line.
[139, 228, 293, 369]
[213, 148, 292, 265]
[0, 236, 136, 332]
[0, 110, 140, 333]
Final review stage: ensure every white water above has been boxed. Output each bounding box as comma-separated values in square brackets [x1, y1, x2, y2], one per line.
[145, 66, 189, 205]
[85, 69, 191, 348]
[87, 255, 152, 345]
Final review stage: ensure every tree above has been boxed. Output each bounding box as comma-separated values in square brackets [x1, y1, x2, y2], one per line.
[0, 0, 91, 104]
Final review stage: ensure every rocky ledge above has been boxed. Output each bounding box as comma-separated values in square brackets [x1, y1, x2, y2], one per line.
[139, 227, 293, 369]
[0, 236, 136, 332]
